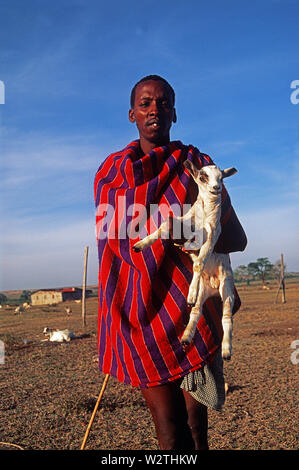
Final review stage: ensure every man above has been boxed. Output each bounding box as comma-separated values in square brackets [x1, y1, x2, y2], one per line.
[94, 75, 247, 450]
[128, 76, 177, 156]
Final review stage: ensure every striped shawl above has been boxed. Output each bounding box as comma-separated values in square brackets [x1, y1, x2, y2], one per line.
[94, 140, 245, 388]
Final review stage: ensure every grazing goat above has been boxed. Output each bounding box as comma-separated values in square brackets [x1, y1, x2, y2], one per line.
[14, 306, 24, 315]
[64, 306, 72, 316]
[133, 161, 237, 360]
[43, 327, 76, 342]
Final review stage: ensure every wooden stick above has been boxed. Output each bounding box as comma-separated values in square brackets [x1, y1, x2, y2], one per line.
[82, 246, 89, 327]
[80, 374, 110, 450]
[280, 253, 286, 303]
[0, 441, 24, 450]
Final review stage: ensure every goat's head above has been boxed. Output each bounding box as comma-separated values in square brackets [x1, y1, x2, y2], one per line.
[184, 161, 237, 195]
[43, 327, 52, 335]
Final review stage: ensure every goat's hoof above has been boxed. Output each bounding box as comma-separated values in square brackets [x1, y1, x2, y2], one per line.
[223, 355, 231, 361]
[222, 351, 232, 361]
[181, 338, 191, 347]
[132, 243, 142, 252]
[187, 295, 197, 306]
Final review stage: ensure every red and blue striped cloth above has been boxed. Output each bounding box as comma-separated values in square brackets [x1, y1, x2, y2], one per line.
[94, 140, 245, 388]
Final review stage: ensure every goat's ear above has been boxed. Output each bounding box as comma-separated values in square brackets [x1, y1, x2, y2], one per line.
[183, 159, 199, 178]
[222, 167, 237, 178]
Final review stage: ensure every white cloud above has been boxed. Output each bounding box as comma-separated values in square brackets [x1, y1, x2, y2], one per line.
[230, 204, 299, 271]
[0, 216, 99, 291]
[0, 131, 106, 174]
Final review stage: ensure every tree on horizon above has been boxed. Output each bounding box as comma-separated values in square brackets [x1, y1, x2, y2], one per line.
[247, 257, 274, 286]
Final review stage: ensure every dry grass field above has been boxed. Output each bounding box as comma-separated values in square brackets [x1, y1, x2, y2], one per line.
[0, 280, 298, 451]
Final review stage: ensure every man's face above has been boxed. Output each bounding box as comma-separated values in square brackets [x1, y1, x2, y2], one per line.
[129, 80, 177, 153]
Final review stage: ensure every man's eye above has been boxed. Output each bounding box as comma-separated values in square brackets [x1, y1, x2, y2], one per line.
[140, 101, 150, 107]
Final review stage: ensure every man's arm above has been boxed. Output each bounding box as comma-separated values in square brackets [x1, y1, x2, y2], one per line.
[214, 205, 247, 254]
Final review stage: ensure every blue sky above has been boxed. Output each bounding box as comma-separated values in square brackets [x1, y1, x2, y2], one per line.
[0, 0, 299, 291]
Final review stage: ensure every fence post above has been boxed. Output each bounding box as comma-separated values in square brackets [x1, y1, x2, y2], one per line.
[275, 253, 286, 304]
[280, 253, 286, 303]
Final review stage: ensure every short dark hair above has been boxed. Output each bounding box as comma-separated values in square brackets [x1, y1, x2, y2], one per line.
[130, 75, 175, 108]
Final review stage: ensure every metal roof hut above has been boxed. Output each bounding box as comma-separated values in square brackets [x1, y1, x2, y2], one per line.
[31, 287, 85, 306]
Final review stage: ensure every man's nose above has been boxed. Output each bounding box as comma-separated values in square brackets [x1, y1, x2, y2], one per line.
[149, 101, 159, 115]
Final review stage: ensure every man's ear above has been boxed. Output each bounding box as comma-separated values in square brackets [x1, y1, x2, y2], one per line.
[173, 108, 177, 123]
[129, 109, 135, 123]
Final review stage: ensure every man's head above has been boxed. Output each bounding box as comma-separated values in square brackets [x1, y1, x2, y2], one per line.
[130, 75, 175, 108]
[129, 75, 177, 154]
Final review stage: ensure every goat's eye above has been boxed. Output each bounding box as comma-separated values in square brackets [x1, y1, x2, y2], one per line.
[200, 176, 208, 183]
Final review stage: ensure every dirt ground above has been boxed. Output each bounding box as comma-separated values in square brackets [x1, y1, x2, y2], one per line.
[0, 280, 298, 451]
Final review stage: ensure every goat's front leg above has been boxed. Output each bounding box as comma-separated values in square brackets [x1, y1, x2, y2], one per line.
[218, 270, 235, 360]
[133, 210, 194, 253]
[132, 220, 169, 252]
[181, 276, 205, 345]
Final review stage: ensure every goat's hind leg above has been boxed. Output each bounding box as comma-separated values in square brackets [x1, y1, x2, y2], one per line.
[186, 254, 203, 306]
[219, 272, 234, 360]
[186, 222, 215, 305]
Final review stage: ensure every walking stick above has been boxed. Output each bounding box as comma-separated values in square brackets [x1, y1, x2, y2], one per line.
[80, 374, 110, 450]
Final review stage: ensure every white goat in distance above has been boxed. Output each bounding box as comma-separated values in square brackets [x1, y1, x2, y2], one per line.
[14, 305, 24, 315]
[133, 161, 237, 360]
[64, 306, 72, 316]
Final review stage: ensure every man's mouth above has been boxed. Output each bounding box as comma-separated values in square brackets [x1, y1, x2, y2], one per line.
[146, 119, 161, 129]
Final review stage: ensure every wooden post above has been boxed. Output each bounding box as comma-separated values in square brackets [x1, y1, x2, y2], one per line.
[274, 277, 283, 304]
[82, 246, 89, 327]
[274, 253, 286, 304]
[280, 253, 286, 303]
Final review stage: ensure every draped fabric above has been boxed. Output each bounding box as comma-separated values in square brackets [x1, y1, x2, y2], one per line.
[94, 140, 242, 388]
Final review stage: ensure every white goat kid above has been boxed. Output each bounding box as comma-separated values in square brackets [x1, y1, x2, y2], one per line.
[133, 161, 237, 360]
[64, 306, 72, 316]
[43, 327, 76, 343]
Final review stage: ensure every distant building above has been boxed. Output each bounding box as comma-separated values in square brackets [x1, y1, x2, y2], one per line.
[31, 287, 92, 306]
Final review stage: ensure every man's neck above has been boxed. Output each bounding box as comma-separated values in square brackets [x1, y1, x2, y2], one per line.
[139, 136, 170, 156]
